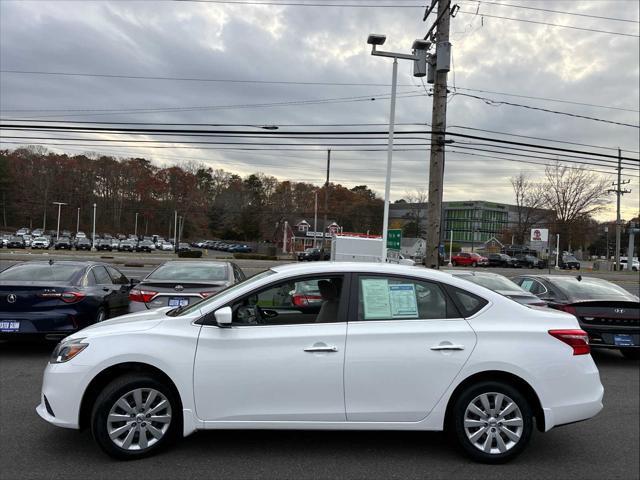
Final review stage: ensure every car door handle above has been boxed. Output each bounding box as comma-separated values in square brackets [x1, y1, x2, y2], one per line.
[304, 345, 338, 353]
[430, 344, 465, 351]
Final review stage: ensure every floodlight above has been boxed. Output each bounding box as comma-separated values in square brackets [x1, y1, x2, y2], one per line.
[367, 34, 387, 46]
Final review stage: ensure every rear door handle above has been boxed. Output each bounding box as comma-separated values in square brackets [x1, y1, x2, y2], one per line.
[430, 344, 465, 351]
[304, 344, 338, 353]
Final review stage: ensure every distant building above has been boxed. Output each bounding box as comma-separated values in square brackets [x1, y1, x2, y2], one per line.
[390, 200, 549, 248]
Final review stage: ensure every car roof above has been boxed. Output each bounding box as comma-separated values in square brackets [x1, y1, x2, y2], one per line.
[448, 270, 503, 277]
[14, 260, 111, 268]
[271, 262, 457, 280]
[161, 260, 231, 266]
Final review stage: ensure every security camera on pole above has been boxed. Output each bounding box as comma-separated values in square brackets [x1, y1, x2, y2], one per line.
[367, 34, 429, 262]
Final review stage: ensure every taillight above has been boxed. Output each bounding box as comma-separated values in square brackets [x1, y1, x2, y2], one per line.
[61, 291, 86, 303]
[292, 293, 323, 306]
[200, 291, 218, 299]
[556, 305, 577, 316]
[39, 291, 85, 303]
[549, 329, 590, 355]
[129, 288, 158, 303]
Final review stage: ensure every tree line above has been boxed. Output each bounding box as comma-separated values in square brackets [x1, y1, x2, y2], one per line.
[0, 147, 384, 241]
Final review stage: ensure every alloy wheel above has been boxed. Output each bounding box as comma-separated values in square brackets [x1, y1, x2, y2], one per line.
[106, 388, 172, 451]
[463, 392, 524, 455]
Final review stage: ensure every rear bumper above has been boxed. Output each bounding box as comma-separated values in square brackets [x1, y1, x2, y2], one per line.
[581, 327, 639, 349]
[0, 310, 89, 336]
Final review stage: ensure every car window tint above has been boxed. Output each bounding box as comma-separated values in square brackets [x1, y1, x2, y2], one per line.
[92, 266, 113, 285]
[0, 263, 82, 281]
[448, 287, 488, 317]
[106, 266, 128, 285]
[230, 276, 344, 325]
[358, 276, 455, 321]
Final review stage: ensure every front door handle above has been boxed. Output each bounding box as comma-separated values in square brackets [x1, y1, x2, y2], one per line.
[304, 344, 338, 353]
[430, 344, 465, 351]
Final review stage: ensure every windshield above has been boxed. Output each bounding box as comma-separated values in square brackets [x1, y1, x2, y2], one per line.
[457, 274, 525, 292]
[0, 263, 83, 282]
[552, 277, 636, 300]
[173, 269, 276, 316]
[563, 255, 578, 262]
[149, 263, 229, 281]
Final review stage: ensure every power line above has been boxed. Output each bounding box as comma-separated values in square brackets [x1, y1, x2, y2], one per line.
[459, 0, 640, 23]
[3, 117, 639, 153]
[456, 10, 640, 37]
[2, 69, 637, 114]
[2, 124, 637, 162]
[452, 92, 639, 129]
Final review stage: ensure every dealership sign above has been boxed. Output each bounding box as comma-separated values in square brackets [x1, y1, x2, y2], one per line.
[530, 228, 549, 242]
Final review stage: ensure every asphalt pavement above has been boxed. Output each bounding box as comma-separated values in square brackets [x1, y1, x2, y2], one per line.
[0, 344, 637, 480]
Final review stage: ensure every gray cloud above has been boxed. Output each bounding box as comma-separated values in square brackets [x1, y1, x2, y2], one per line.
[1, 0, 638, 219]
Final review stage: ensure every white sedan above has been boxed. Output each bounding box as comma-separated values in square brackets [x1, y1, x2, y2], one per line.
[37, 262, 603, 463]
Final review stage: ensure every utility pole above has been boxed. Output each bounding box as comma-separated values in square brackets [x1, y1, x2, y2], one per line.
[607, 148, 631, 271]
[76, 207, 80, 234]
[134, 212, 139, 237]
[91, 203, 97, 251]
[424, 0, 452, 269]
[321, 150, 330, 254]
[173, 210, 178, 253]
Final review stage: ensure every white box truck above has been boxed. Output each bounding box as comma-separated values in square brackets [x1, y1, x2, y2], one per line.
[330, 236, 415, 265]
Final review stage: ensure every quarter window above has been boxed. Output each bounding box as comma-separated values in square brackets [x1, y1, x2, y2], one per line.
[92, 266, 113, 285]
[106, 266, 128, 285]
[357, 275, 457, 321]
[448, 287, 488, 317]
[518, 278, 547, 295]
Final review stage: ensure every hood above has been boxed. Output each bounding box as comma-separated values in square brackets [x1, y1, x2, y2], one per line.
[66, 308, 171, 340]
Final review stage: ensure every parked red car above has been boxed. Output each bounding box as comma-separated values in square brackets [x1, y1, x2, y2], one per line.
[451, 252, 488, 267]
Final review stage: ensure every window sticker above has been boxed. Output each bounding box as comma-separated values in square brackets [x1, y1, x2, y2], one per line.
[361, 279, 392, 319]
[389, 284, 419, 319]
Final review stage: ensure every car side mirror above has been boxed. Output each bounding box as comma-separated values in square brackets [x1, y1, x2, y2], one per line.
[214, 306, 233, 328]
[130, 278, 140, 286]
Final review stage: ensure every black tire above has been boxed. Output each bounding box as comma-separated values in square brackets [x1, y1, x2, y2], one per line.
[451, 260, 457, 267]
[95, 307, 107, 323]
[451, 381, 533, 464]
[621, 349, 640, 360]
[471, 262, 478, 268]
[91, 373, 181, 460]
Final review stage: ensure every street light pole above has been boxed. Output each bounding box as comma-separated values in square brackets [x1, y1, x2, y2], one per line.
[313, 191, 319, 249]
[52, 202, 67, 240]
[134, 212, 139, 237]
[368, 34, 429, 262]
[76, 207, 80, 234]
[92, 203, 97, 251]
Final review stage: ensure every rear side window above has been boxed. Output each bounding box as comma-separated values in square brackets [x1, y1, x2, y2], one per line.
[92, 266, 113, 285]
[357, 275, 458, 321]
[447, 287, 488, 317]
[106, 266, 128, 285]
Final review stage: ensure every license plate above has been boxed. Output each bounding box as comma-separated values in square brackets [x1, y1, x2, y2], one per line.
[169, 298, 189, 307]
[0, 321, 20, 332]
[614, 334, 635, 346]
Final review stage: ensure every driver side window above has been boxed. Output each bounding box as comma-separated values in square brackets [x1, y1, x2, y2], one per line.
[229, 276, 344, 326]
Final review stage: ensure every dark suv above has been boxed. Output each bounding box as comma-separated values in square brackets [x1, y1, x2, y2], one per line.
[75, 238, 92, 251]
[54, 237, 72, 250]
[486, 253, 520, 268]
[559, 254, 580, 270]
[297, 248, 329, 261]
[516, 254, 546, 269]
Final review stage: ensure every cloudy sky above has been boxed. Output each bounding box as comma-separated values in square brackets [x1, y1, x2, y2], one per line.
[1, 0, 638, 220]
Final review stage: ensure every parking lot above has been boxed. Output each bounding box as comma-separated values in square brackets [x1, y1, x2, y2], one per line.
[1, 252, 639, 479]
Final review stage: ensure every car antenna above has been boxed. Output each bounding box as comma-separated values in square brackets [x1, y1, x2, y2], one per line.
[576, 274, 582, 281]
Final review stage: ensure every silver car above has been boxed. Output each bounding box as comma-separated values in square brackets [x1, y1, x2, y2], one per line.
[128, 260, 246, 312]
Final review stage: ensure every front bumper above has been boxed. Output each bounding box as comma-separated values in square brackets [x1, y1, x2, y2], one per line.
[36, 361, 92, 430]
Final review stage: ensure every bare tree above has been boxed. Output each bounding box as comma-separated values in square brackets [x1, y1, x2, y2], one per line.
[541, 164, 611, 250]
[510, 173, 546, 244]
[403, 188, 428, 238]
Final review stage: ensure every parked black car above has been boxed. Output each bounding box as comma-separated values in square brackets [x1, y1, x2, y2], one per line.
[75, 238, 92, 251]
[6, 236, 26, 249]
[515, 254, 546, 269]
[177, 243, 191, 253]
[486, 253, 520, 268]
[558, 254, 580, 270]
[136, 240, 155, 252]
[0, 261, 133, 341]
[297, 247, 329, 261]
[54, 237, 72, 250]
[512, 274, 639, 359]
[451, 271, 547, 307]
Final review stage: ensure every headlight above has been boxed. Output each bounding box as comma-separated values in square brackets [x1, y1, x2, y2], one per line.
[50, 338, 89, 364]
